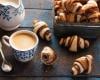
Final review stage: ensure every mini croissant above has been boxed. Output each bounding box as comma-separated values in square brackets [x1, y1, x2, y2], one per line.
[80, 0, 100, 22]
[72, 55, 93, 75]
[40, 46, 57, 65]
[55, 0, 100, 23]
[32, 20, 52, 41]
[59, 35, 90, 52]
[62, 0, 83, 14]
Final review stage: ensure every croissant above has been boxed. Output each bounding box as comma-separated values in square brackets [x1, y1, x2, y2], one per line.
[54, 0, 62, 9]
[88, 12, 100, 23]
[72, 55, 93, 75]
[32, 20, 52, 41]
[59, 35, 90, 52]
[40, 46, 57, 65]
[55, 12, 67, 22]
[54, 0, 67, 22]
[80, 0, 99, 14]
[62, 0, 83, 14]
[80, 0, 100, 22]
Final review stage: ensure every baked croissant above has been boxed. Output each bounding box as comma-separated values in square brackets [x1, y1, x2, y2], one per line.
[72, 55, 93, 75]
[62, 0, 83, 14]
[55, 12, 67, 22]
[54, 0, 67, 22]
[80, 0, 99, 14]
[40, 46, 57, 65]
[32, 20, 52, 41]
[80, 0, 100, 22]
[59, 35, 90, 52]
[54, 0, 62, 10]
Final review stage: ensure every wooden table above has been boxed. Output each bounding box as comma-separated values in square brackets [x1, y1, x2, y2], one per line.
[0, 0, 100, 80]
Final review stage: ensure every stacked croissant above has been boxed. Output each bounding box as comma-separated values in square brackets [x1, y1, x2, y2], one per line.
[54, 0, 100, 23]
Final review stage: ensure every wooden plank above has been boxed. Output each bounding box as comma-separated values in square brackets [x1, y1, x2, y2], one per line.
[21, 9, 54, 28]
[0, 78, 99, 80]
[22, 0, 53, 9]
[0, 77, 72, 80]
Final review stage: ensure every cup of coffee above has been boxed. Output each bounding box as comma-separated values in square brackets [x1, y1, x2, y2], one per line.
[2, 30, 39, 62]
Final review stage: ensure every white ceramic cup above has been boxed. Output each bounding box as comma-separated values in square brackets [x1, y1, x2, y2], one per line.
[2, 30, 39, 62]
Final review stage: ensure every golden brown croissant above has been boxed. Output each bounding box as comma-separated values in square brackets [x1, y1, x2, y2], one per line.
[40, 46, 57, 65]
[80, 0, 100, 22]
[55, 12, 67, 22]
[54, 0, 67, 22]
[59, 35, 90, 52]
[55, 0, 62, 8]
[80, 0, 99, 14]
[62, 0, 83, 14]
[32, 20, 52, 41]
[72, 55, 93, 75]
[88, 12, 100, 22]
[55, 0, 100, 23]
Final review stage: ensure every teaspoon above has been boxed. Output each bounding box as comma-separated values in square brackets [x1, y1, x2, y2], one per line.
[0, 41, 12, 72]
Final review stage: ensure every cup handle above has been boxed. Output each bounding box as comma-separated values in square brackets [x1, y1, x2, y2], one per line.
[2, 35, 10, 48]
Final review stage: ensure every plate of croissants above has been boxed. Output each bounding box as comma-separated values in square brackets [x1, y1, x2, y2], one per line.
[53, 0, 100, 38]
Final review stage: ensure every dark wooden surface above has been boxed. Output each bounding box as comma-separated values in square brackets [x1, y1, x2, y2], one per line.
[0, 28, 100, 80]
[0, 0, 100, 80]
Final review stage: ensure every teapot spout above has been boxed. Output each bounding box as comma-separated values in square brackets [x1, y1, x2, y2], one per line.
[0, 0, 21, 8]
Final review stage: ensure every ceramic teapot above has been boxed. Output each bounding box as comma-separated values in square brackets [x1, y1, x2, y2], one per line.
[0, 0, 25, 31]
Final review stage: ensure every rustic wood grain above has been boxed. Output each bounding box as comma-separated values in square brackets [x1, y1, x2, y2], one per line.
[0, 27, 100, 77]
[0, 0, 100, 79]
[21, 9, 53, 28]
[0, 77, 99, 80]
[23, 0, 53, 9]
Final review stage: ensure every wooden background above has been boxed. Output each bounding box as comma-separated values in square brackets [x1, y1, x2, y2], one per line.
[21, 0, 53, 28]
[0, 0, 100, 80]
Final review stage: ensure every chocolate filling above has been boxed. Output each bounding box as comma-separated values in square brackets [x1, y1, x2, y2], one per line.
[75, 61, 85, 72]
[43, 54, 49, 61]
[67, 36, 75, 49]
[85, 57, 90, 73]
[76, 4, 82, 14]
[47, 53, 57, 64]
[83, 39, 85, 49]
[77, 37, 80, 50]
[37, 25, 47, 36]
[84, 40, 89, 48]
[75, 14, 77, 22]
[44, 30, 51, 40]
[73, 64, 80, 74]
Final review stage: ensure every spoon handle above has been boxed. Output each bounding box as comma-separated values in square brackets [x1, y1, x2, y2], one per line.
[0, 42, 6, 61]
